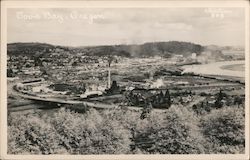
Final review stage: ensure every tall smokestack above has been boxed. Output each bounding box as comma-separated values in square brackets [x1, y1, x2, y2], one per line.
[108, 68, 111, 88]
[107, 56, 112, 89]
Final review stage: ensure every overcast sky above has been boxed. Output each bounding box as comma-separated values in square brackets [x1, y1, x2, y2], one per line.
[7, 8, 245, 47]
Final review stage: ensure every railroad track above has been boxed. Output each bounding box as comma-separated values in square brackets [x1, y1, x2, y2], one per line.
[8, 79, 243, 112]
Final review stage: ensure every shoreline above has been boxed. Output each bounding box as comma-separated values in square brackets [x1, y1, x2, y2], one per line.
[181, 60, 245, 78]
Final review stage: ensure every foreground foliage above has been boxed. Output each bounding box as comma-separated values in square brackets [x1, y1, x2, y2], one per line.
[200, 106, 245, 154]
[8, 108, 131, 154]
[8, 105, 245, 154]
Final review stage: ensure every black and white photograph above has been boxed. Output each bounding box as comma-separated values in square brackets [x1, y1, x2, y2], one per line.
[0, 0, 249, 159]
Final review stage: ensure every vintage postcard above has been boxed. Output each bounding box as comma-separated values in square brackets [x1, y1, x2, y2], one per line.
[0, 0, 249, 160]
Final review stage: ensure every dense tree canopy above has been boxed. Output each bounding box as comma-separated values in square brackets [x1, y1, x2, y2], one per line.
[8, 104, 245, 154]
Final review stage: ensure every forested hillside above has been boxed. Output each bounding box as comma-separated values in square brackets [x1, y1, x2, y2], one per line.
[7, 41, 204, 58]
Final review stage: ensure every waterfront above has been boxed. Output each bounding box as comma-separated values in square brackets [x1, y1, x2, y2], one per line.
[182, 60, 245, 78]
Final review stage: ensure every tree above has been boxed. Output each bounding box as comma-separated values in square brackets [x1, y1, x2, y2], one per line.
[201, 107, 245, 153]
[106, 80, 120, 95]
[193, 101, 210, 115]
[164, 89, 171, 108]
[7, 69, 14, 77]
[214, 90, 225, 109]
[135, 106, 205, 154]
[204, 102, 211, 112]
[75, 83, 86, 94]
[158, 91, 165, 104]
[34, 53, 43, 67]
[111, 80, 118, 89]
[72, 61, 78, 66]
[234, 96, 243, 107]
[140, 102, 153, 120]
[50, 108, 131, 154]
[8, 108, 132, 154]
[8, 113, 62, 154]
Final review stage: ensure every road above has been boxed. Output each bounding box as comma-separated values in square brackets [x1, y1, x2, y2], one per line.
[8, 79, 229, 112]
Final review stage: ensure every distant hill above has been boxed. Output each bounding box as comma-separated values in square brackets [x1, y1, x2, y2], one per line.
[8, 41, 206, 58]
[83, 41, 204, 57]
[7, 42, 56, 56]
[203, 44, 245, 59]
[205, 45, 244, 52]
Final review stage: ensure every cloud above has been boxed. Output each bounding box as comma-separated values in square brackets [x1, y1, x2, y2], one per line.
[7, 8, 245, 46]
